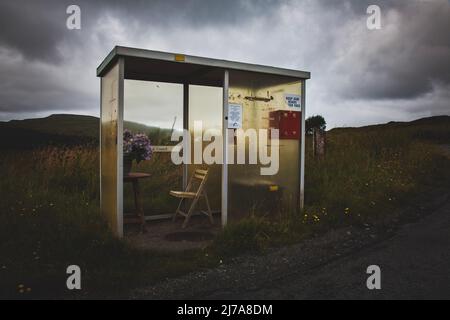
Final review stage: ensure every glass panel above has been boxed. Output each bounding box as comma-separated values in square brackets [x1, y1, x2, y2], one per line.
[100, 62, 120, 235]
[123, 80, 183, 216]
[228, 70, 302, 221]
[188, 85, 223, 213]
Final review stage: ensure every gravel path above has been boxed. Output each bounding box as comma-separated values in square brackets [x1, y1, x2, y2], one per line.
[131, 191, 450, 300]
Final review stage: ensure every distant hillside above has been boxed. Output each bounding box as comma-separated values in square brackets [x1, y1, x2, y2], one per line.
[0, 114, 174, 149]
[330, 115, 450, 132]
[0, 114, 98, 149]
[329, 116, 450, 142]
[3, 114, 99, 138]
[1, 113, 448, 149]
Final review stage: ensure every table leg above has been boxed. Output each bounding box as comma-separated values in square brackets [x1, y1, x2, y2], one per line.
[132, 179, 147, 233]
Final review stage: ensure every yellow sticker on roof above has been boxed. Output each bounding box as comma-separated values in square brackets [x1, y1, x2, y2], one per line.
[174, 54, 185, 62]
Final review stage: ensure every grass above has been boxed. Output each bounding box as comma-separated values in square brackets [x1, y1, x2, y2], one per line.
[304, 121, 450, 226]
[0, 147, 215, 299]
[0, 116, 449, 298]
[211, 118, 450, 255]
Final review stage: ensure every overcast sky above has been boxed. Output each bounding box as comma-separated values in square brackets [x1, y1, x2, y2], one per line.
[0, 0, 448, 128]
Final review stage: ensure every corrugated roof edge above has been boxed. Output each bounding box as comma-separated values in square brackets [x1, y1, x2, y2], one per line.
[96, 46, 311, 80]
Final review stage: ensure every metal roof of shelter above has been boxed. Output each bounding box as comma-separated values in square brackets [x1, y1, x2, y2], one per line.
[97, 46, 310, 86]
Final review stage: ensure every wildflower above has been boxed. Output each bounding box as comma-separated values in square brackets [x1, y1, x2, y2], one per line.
[123, 130, 153, 163]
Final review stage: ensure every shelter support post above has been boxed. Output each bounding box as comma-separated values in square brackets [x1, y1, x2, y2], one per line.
[221, 70, 229, 227]
[117, 57, 125, 237]
[183, 83, 189, 190]
[299, 80, 306, 211]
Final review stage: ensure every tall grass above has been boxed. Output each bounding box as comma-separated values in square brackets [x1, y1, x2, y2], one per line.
[212, 122, 450, 256]
[0, 146, 99, 197]
[1, 119, 449, 297]
[304, 129, 448, 226]
[0, 147, 214, 299]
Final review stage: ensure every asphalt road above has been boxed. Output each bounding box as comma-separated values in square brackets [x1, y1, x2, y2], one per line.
[133, 193, 450, 300]
[255, 195, 450, 300]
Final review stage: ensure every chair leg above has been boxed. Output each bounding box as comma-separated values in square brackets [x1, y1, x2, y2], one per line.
[203, 190, 214, 225]
[182, 197, 199, 228]
[133, 180, 147, 233]
[173, 198, 184, 222]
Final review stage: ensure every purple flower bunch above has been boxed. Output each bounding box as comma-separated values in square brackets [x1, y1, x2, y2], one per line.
[123, 129, 152, 163]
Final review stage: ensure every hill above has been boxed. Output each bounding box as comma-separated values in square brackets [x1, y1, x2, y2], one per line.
[0, 114, 98, 149]
[0, 114, 175, 149]
[1, 113, 449, 149]
[328, 115, 450, 143]
[3, 114, 99, 138]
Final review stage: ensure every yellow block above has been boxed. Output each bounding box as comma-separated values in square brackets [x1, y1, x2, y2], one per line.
[269, 185, 279, 192]
[174, 54, 185, 62]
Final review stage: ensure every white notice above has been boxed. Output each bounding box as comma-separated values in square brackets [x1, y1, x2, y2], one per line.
[228, 103, 242, 129]
[285, 94, 301, 109]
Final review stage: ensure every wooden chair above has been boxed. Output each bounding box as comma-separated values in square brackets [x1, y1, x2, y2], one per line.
[170, 168, 214, 228]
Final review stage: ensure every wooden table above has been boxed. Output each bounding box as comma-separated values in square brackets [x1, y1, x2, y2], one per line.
[124, 172, 151, 232]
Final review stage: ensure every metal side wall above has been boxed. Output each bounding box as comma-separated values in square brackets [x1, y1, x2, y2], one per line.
[100, 60, 123, 237]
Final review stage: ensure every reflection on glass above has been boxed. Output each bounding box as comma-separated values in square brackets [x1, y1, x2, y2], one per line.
[228, 70, 302, 220]
[188, 85, 223, 212]
[123, 80, 183, 216]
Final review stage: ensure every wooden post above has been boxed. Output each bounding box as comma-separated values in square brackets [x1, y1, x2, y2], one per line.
[313, 128, 326, 159]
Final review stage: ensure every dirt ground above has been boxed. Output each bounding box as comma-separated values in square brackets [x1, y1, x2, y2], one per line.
[131, 191, 450, 300]
[125, 214, 221, 251]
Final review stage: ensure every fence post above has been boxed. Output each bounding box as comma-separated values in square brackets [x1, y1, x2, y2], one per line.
[313, 128, 326, 159]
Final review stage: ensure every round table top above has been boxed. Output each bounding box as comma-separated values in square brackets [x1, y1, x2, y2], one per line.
[124, 172, 151, 181]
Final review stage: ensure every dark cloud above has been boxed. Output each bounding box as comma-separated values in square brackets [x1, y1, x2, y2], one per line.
[334, 0, 450, 100]
[0, 46, 95, 114]
[0, 0, 279, 63]
[0, 0, 448, 126]
[0, 1, 69, 62]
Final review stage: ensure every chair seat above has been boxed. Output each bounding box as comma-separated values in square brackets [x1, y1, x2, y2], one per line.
[170, 190, 197, 198]
[171, 168, 214, 228]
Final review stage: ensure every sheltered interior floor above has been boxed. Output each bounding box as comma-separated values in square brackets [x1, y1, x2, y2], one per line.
[124, 213, 221, 251]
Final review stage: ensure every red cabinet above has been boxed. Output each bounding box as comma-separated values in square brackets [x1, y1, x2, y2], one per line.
[269, 110, 301, 139]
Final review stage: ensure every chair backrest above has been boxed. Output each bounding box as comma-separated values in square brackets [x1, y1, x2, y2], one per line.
[194, 168, 208, 180]
[187, 168, 209, 195]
